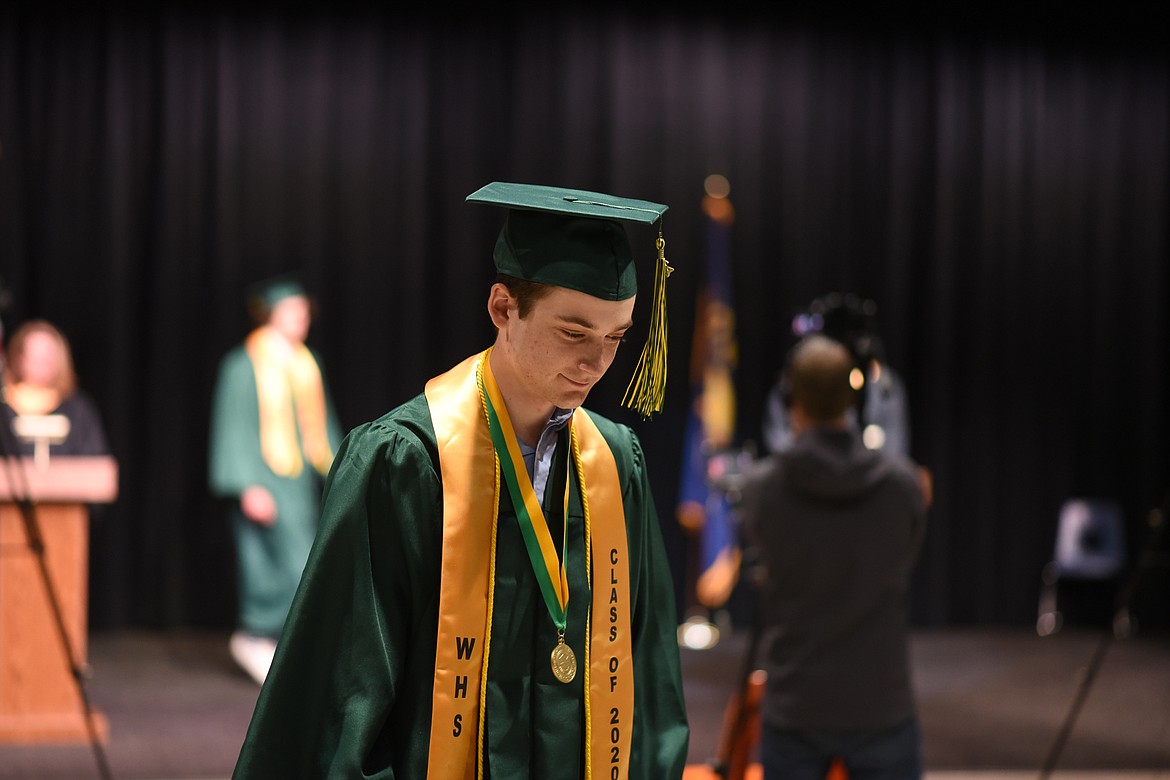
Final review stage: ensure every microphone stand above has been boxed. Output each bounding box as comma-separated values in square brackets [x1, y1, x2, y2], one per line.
[0, 419, 113, 780]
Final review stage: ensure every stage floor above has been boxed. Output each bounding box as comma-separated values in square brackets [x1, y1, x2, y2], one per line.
[0, 626, 1167, 779]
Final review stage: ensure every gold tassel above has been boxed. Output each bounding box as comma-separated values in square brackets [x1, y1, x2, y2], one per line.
[622, 231, 672, 418]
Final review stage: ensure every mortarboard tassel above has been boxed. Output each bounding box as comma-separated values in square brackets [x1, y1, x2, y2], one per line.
[622, 230, 672, 418]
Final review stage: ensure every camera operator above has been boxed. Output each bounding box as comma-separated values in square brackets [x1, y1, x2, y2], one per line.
[740, 334, 931, 779]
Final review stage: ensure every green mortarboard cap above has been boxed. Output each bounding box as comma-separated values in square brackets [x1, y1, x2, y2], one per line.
[466, 182, 668, 301]
[466, 181, 674, 419]
[247, 274, 307, 309]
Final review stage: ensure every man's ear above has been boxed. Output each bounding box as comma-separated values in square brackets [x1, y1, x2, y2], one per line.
[788, 400, 808, 436]
[487, 283, 514, 329]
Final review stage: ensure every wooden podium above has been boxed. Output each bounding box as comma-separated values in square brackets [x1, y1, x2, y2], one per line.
[0, 455, 117, 744]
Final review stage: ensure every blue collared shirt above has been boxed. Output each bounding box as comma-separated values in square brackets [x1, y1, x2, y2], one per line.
[518, 406, 574, 505]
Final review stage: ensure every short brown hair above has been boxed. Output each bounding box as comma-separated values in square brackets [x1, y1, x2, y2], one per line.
[788, 334, 857, 423]
[497, 274, 554, 319]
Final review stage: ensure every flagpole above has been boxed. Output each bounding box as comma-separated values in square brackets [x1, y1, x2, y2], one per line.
[676, 175, 740, 650]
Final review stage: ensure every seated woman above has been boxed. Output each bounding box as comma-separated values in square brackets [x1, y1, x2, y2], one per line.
[1, 319, 110, 457]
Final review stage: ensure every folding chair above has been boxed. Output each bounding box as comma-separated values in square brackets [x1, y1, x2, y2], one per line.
[1037, 498, 1126, 636]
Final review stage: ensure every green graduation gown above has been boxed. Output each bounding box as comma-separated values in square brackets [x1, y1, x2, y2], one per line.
[232, 391, 690, 779]
[208, 344, 343, 638]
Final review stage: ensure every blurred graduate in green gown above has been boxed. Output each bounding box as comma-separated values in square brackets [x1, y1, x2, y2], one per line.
[209, 275, 343, 685]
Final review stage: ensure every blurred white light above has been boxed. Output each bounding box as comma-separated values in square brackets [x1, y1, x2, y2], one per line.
[863, 424, 886, 450]
[677, 617, 721, 650]
[704, 174, 730, 199]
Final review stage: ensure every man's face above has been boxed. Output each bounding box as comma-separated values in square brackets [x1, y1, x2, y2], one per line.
[502, 285, 636, 411]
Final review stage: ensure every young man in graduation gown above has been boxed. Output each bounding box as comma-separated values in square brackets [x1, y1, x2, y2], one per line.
[209, 276, 344, 685]
[232, 183, 691, 779]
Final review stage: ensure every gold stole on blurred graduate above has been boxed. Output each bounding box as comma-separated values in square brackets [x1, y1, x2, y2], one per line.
[424, 350, 634, 780]
[245, 327, 333, 478]
[3, 384, 61, 415]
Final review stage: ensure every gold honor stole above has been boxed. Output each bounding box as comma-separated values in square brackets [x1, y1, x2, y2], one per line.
[3, 383, 61, 416]
[245, 327, 333, 478]
[424, 351, 635, 780]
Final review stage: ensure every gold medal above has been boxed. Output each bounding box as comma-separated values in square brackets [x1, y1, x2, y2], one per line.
[551, 635, 577, 684]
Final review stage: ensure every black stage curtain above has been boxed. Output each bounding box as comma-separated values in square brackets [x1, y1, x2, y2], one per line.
[1, 6, 1166, 630]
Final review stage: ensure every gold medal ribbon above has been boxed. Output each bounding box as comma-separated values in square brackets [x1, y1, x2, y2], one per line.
[480, 354, 572, 644]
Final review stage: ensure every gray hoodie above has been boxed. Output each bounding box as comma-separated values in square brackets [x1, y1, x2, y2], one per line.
[740, 425, 927, 731]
